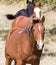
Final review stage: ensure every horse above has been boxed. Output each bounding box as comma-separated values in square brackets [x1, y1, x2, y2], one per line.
[5, 15, 45, 65]
[5, 0, 41, 20]
[8, 1, 42, 29]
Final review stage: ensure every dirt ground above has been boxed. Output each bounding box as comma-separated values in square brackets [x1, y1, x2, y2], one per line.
[0, 3, 56, 65]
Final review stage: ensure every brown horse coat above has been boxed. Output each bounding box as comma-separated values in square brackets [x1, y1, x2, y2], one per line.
[5, 16, 45, 65]
[12, 16, 33, 28]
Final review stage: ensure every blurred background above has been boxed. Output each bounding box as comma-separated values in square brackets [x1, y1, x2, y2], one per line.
[0, 0, 56, 65]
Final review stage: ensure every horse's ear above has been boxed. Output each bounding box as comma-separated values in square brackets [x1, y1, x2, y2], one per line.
[26, 0, 31, 3]
[26, 0, 29, 3]
[27, 0, 34, 4]
[39, 2, 41, 6]
[32, 0, 34, 4]
[41, 16, 45, 23]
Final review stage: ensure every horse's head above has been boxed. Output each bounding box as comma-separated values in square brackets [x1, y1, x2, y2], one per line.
[32, 16, 45, 50]
[25, 16, 45, 50]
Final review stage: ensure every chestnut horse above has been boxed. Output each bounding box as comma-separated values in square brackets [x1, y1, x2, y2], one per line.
[5, 15, 45, 65]
[6, 1, 41, 20]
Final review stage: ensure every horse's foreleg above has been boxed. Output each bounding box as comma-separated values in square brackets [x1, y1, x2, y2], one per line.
[32, 58, 40, 65]
[5, 56, 12, 65]
[31, 56, 40, 65]
[16, 60, 23, 65]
